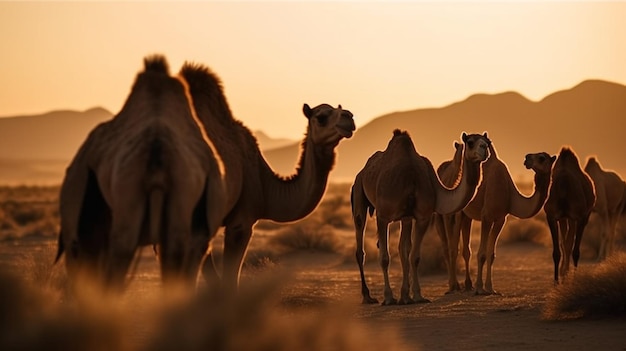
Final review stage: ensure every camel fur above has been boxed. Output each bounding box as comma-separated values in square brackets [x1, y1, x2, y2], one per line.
[56, 55, 226, 290]
[179, 63, 355, 291]
[544, 147, 596, 284]
[351, 130, 490, 305]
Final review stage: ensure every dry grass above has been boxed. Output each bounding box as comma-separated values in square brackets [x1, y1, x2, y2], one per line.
[499, 217, 551, 247]
[0, 262, 410, 351]
[0, 186, 59, 241]
[542, 252, 626, 320]
[269, 220, 343, 254]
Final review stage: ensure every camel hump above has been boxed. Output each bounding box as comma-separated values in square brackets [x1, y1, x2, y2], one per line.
[143, 55, 170, 75]
[584, 156, 600, 172]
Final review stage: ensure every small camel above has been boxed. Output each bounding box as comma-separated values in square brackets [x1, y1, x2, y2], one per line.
[179, 63, 355, 291]
[583, 156, 625, 260]
[544, 147, 596, 284]
[56, 56, 226, 290]
[437, 140, 555, 295]
[351, 130, 490, 305]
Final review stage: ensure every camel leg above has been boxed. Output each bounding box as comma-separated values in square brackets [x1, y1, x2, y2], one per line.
[409, 217, 431, 303]
[398, 219, 414, 304]
[353, 199, 378, 304]
[222, 223, 253, 292]
[573, 217, 588, 270]
[460, 213, 473, 291]
[434, 214, 458, 293]
[201, 250, 221, 285]
[484, 217, 506, 295]
[107, 206, 144, 291]
[559, 220, 573, 280]
[606, 212, 619, 259]
[546, 216, 561, 284]
[433, 214, 451, 275]
[475, 219, 493, 295]
[597, 212, 610, 261]
[445, 213, 462, 293]
[376, 218, 396, 305]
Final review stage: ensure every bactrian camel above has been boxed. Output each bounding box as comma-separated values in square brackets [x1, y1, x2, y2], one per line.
[544, 147, 595, 284]
[56, 55, 227, 290]
[179, 63, 355, 291]
[583, 156, 626, 260]
[351, 130, 490, 305]
[437, 140, 555, 295]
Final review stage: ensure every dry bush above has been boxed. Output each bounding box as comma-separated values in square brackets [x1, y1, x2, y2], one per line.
[0, 269, 129, 351]
[542, 252, 626, 320]
[269, 220, 343, 254]
[146, 275, 410, 351]
[1, 263, 411, 351]
[0, 186, 59, 241]
[499, 217, 551, 246]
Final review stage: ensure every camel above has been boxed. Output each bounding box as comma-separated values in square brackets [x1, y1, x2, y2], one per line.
[438, 140, 555, 295]
[56, 55, 227, 290]
[351, 130, 491, 305]
[179, 63, 355, 291]
[544, 147, 596, 284]
[583, 156, 625, 260]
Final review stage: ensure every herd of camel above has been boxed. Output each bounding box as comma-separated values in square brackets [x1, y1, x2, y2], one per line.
[54, 55, 626, 305]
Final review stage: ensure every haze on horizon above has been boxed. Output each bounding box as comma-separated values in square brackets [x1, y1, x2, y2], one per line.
[1, 1, 625, 139]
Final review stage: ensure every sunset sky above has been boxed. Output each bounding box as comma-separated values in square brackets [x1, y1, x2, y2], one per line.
[1, 1, 625, 139]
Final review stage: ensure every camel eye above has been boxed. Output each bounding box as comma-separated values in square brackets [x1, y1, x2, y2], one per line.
[316, 113, 329, 126]
[539, 155, 546, 162]
[467, 141, 474, 148]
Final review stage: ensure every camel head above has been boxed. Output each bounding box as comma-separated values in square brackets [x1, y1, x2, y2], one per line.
[303, 103, 356, 147]
[461, 132, 491, 163]
[524, 152, 556, 174]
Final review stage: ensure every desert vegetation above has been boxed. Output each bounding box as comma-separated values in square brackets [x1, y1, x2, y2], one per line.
[1, 180, 626, 349]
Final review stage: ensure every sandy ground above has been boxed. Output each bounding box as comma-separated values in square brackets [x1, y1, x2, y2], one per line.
[1, 234, 625, 350]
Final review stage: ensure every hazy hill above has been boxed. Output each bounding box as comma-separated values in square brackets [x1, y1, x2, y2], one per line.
[0, 108, 294, 184]
[262, 79, 626, 183]
[1, 79, 624, 185]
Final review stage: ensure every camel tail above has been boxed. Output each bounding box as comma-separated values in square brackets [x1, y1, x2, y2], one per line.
[149, 187, 165, 247]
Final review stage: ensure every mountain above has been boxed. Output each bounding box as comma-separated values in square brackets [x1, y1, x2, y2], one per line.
[262, 80, 626, 183]
[0, 108, 295, 184]
[252, 130, 296, 150]
[0, 107, 113, 161]
[1, 79, 624, 185]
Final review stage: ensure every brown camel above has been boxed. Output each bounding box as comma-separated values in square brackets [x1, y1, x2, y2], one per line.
[441, 141, 555, 295]
[179, 63, 355, 291]
[583, 156, 625, 260]
[351, 130, 490, 305]
[56, 56, 227, 290]
[544, 147, 596, 284]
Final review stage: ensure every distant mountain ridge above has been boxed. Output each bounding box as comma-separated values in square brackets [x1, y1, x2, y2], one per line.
[263, 79, 626, 183]
[0, 79, 624, 185]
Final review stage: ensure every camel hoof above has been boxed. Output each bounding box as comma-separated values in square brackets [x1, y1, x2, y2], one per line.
[381, 298, 398, 306]
[362, 296, 379, 304]
[474, 288, 489, 296]
[414, 296, 431, 304]
[398, 297, 415, 305]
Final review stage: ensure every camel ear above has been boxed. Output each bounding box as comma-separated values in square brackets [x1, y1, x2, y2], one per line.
[303, 103, 312, 119]
[482, 132, 491, 144]
[454, 141, 461, 149]
[461, 132, 468, 142]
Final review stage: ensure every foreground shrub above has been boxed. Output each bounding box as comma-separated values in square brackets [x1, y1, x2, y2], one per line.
[542, 252, 626, 320]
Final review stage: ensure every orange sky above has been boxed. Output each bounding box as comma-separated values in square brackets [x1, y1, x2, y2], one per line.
[1, 1, 625, 139]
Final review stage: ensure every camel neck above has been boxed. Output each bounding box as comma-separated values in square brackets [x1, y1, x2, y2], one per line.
[434, 157, 481, 215]
[260, 137, 335, 222]
[509, 171, 551, 219]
